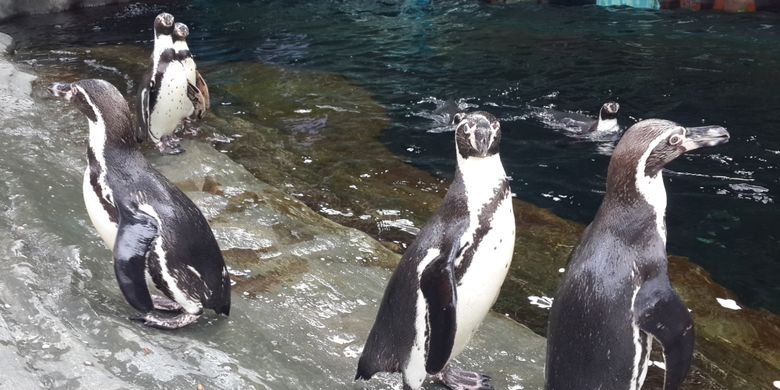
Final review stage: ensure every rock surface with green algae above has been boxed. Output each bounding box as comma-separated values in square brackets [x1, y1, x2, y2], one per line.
[191, 52, 779, 390]
[1, 46, 546, 388]
[15, 43, 780, 389]
[150, 139, 548, 390]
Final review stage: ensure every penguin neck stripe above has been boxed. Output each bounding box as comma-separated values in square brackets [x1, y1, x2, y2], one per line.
[86, 146, 117, 224]
[77, 86, 108, 153]
[635, 133, 669, 244]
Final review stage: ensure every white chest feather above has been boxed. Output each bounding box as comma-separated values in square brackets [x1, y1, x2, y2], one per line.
[596, 117, 619, 133]
[451, 154, 516, 358]
[152, 35, 173, 78]
[173, 41, 197, 84]
[83, 168, 117, 250]
[149, 61, 192, 139]
[182, 58, 197, 84]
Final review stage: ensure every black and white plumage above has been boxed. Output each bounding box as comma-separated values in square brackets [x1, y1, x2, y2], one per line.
[172, 22, 209, 123]
[356, 111, 515, 390]
[137, 12, 192, 155]
[50, 79, 230, 329]
[584, 101, 620, 134]
[545, 119, 730, 390]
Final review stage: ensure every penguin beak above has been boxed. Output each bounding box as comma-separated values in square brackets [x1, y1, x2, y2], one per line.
[473, 126, 492, 156]
[49, 82, 74, 101]
[682, 125, 730, 151]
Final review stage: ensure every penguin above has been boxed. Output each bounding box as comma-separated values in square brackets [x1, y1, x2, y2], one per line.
[539, 101, 621, 136]
[433, 99, 463, 125]
[137, 12, 192, 155]
[50, 79, 230, 329]
[583, 101, 620, 134]
[172, 22, 210, 128]
[545, 119, 730, 390]
[356, 111, 515, 390]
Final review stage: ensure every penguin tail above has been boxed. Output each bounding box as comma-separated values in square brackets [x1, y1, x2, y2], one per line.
[355, 357, 376, 381]
[211, 273, 231, 316]
[354, 341, 400, 381]
[216, 301, 230, 316]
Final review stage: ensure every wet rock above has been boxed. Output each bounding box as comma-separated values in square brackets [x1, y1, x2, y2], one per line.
[26, 44, 780, 389]
[148, 138, 553, 388]
[200, 60, 780, 390]
[668, 255, 780, 389]
[0, 42, 550, 388]
[0, 41, 35, 118]
[0, 32, 13, 53]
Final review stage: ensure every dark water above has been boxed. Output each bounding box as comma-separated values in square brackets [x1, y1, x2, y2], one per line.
[2, 0, 779, 313]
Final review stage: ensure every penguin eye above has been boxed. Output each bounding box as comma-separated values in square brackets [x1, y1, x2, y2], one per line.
[669, 133, 684, 146]
[490, 121, 500, 132]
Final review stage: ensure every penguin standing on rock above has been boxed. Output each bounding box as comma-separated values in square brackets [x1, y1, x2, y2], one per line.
[545, 119, 730, 390]
[356, 111, 515, 390]
[50, 79, 230, 329]
[137, 12, 192, 155]
[172, 21, 209, 132]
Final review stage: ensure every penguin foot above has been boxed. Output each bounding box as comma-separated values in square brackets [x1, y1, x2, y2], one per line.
[435, 366, 493, 390]
[182, 119, 200, 136]
[151, 295, 183, 312]
[130, 312, 200, 330]
[156, 136, 184, 155]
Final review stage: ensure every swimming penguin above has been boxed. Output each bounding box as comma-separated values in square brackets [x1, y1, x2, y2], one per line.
[50, 79, 230, 329]
[583, 101, 620, 134]
[545, 119, 730, 390]
[172, 22, 209, 129]
[433, 99, 464, 125]
[356, 111, 515, 390]
[536, 101, 621, 136]
[137, 12, 192, 155]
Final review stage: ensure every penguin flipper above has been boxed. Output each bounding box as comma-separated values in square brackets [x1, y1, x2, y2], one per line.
[136, 72, 152, 143]
[420, 247, 458, 374]
[634, 276, 695, 390]
[186, 82, 205, 120]
[584, 120, 598, 134]
[113, 207, 159, 313]
[195, 70, 209, 114]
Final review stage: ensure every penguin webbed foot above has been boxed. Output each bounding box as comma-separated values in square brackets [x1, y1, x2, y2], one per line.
[156, 135, 184, 155]
[130, 312, 199, 330]
[181, 119, 199, 136]
[151, 294, 183, 312]
[435, 366, 493, 390]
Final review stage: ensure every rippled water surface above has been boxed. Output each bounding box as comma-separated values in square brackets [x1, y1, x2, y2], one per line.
[2, 0, 778, 313]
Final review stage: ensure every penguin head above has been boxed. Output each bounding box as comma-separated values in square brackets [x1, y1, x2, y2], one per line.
[608, 119, 729, 193]
[599, 102, 619, 120]
[154, 12, 175, 37]
[173, 22, 190, 42]
[453, 111, 502, 159]
[49, 79, 136, 148]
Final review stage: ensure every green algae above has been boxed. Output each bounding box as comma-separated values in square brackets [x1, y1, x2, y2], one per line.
[33, 44, 780, 389]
